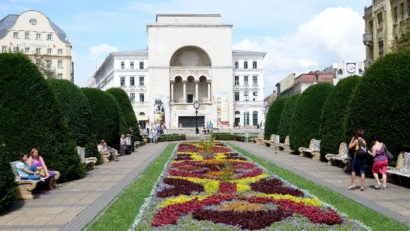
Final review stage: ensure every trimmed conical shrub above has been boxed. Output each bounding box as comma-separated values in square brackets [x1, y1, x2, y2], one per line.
[47, 79, 100, 159]
[277, 94, 300, 143]
[82, 88, 125, 149]
[289, 83, 334, 152]
[106, 88, 141, 140]
[345, 50, 410, 155]
[0, 53, 84, 208]
[264, 97, 288, 140]
[320, 76, 360, 158]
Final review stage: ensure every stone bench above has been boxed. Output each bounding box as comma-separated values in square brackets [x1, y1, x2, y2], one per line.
[266, 134, 280, 149]
[10, 161, 39, 200]
[387, 152, 410, 178]
[325, 142, 350, 166]
[299, 139, 321, 160]
[277, 136, 292, 152]
[77, 146, 97, 170]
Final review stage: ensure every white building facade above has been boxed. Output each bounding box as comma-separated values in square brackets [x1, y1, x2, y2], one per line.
[324, 61, 365, 85]
[91, 14, 266, 129]
[0, 10, 73, 81]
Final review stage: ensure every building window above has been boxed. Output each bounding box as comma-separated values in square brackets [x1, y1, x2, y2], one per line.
[253, 76, 257, 85]
[252, 61, 257, 69]
[29, 18, 37, 25]
[130, 76, 135, 86]
[130, 93, 135, 103]
[139, 61, 144, 69]
[121, 62, 125, 70]
[47, 48, 52, 54]
[25, 31, 30, 39]
[36, 33, 41, 40]
[46, 60, 52, 68]
[408, 0, 410, 17]
[234, 92, 240, 102]
[120, 76, 125, 86]
[57, 73, 63, 79]
[130, 61, 134, 69]
[2, 46, 7, 52]
[139, 76, 144, 86]
[47, 34, 52, 40]
[400, 3, 404, 20]
[253, 111, 258, 126]
[187, 94, 194, 103]
[58, 49, 63, 55]
[57, 60, 63, 69]
[244, 91, 249, 101]
[234, 76, 239, 85]
[253, 91, 258, 101]
[139, 93, 144, 103]
[377, 12, 383, 27]
[244, 61, 248, 69]
[13, 47, 19, 52]
[35, 48, 41, 54]
[13, 32, 18, 39]
[24, 47, 29, 53]
[244, 112, 249, 126]
[378, 41, 384, 55]
[234, 61, 239, 69]
[244, 76, 248, 86]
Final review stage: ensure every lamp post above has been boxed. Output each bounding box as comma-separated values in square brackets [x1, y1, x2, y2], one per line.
[193, 100, 200, 134]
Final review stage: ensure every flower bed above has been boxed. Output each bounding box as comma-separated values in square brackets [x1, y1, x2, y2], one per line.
[134, 142, 365, 230]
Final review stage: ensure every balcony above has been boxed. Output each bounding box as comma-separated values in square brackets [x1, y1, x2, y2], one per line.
[363, 32, 373, 46]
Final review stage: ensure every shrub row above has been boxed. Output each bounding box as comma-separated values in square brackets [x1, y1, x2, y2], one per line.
[156, 134, 186, 142]
[265, 50, 410, 160]
[212, 133, 257, 142]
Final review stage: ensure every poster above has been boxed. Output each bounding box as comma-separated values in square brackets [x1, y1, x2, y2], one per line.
[216, 92, 230, 127]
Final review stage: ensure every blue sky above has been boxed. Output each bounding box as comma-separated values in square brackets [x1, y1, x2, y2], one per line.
[1, 0, 370, 95]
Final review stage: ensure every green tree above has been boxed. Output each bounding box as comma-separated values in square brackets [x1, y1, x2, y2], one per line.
[320, 77, 360, 158]
[264, 97, 288, 140]
[47, 79, 100, 160]
[277, 94, 301, 142]
[289, 83, 334, 152]
[0, 53, 84, 209]
[345, 50, 410, 155]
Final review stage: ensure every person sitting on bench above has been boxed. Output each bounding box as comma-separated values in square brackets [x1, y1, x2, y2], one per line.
[16, 153, 46, 181]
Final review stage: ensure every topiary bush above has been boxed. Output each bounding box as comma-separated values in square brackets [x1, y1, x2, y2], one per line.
[82, 88, 124, 149]
[47, 79, 100, 160]
[106, 88, 141, 140]
[0, 135, 15, 210]
[0, 53, 84, 208]
[345, 50, 410, 155]
[277, 94, 300, 142]
[264, 97, 288, 140]
[320, 76, 360, 158]
[289, 83, 334, 152]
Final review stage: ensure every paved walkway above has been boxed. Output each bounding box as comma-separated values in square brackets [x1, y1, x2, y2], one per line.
[229, 141, 410, 227]
[0, 142, 169, 231]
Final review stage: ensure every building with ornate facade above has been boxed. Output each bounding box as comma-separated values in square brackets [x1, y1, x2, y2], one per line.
[90, 14, 266, 129]
[0, 10, 73, 81]
[363, 0, 410, 67]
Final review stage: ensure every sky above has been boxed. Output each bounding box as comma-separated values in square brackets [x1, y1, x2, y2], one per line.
[0, 0, 371, 96]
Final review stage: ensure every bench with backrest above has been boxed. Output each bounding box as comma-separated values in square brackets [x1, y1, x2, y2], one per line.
[10, 161, 39, 200]
[77, 146, 97, 170]
[268, 134, 280, 149]
[387, 152, 410, 178]
[325, 142, 350, 166]
[299, 139, 321, 160]
[277, 136, 291, 152]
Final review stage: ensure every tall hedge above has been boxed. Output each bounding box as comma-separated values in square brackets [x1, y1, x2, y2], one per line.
[277, 94, 301, 143]
[82, 88, 124, 149]
[289, 83, 334, 152]
[0, 135, 15, 210]
[0, 53, 84, 208]
[47, 79, 100, 160]
[345, 50, 410, 155]
[106, 88, 141, 140]
[320, 76, 360, 158]
[264, 97, 288, 140]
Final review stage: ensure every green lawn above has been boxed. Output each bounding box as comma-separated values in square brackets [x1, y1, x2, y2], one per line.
[228, 143, 409, 231]
[83, 143, 176, 231]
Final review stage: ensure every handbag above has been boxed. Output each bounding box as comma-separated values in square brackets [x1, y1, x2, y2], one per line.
[385, 146, 394, 161]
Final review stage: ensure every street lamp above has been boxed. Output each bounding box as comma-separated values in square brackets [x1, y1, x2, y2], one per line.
[193, 100, 200, 134]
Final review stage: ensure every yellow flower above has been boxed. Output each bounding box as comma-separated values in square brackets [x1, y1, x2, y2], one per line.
[256, 193, 321, 207]
[168, 176, 220, 194]
[229, 173, 269, 184]
[158, 195, 209, 208]
[236, 183, 251, 192]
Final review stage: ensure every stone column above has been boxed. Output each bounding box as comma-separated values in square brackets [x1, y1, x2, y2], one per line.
[183, 81, 187, 103]
[207, 82, 211, 102]
[195, 81, 199, 101]
[170, 82, 174, 103]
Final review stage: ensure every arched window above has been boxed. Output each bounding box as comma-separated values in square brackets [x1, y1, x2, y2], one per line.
[253, 111, 258, 126]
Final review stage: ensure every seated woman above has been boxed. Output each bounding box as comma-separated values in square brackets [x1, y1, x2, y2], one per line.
[120, 134, 131, 155]
[16, 153, 45, 181]
[27, 148, 60, 189]
[98, 139, 119, 161]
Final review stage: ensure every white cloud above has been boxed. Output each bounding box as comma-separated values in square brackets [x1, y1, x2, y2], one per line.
[73, 44, 118, 87]
[233, 7, 365, 95]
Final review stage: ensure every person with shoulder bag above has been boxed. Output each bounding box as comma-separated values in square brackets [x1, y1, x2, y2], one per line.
[348, 128, 367, 191]
[369, 135, 388, 190]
